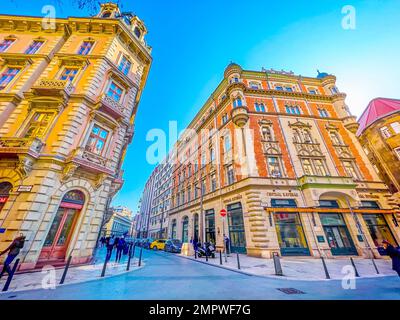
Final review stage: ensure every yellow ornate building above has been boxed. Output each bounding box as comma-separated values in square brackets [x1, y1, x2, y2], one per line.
[161, 65, 400, 259]
[0, 3, 152, 269]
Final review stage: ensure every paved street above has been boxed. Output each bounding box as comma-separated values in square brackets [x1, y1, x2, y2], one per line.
[1, 250, 400, 300]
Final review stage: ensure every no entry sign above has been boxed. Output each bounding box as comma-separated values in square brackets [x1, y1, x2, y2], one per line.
[220, 208, 227, 217]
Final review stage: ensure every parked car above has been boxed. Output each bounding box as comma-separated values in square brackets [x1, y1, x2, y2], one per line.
[142, 238, 154, 249]
[164, 239, 182, 253]
[150, 239, 167, 250]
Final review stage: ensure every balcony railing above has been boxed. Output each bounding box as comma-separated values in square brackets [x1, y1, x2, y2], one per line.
[0, 137, 44, 157]
[68, 147, 114, 175]
[32, 79, 74, 96]
[97, 94, 125, 120]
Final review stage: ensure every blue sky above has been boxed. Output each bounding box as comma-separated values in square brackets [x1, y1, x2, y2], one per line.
[3, 0, 400, 214]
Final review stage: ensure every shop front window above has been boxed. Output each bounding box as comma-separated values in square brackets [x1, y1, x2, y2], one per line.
[205, 209, 216, 244]
[0, 182, 12, 212]
[363, 214, 397, 248]
[182, 216, 189, 243]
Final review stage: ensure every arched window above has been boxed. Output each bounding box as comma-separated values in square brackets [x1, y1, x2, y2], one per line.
[134, 27, 141, 39]
[171, 219, 177, 239]
[182, 216, 189, 243]
[0, 182, 12, 212]
[330, 131, 342, 145]
[233, 97, 242, 108]
[261, 126, 273, 141]
[102, 11, 111, 18]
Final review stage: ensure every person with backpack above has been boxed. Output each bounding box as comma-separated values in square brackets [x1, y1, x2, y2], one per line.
[380, 240, 400, 277]
[106, 235, 115, 260]
[116, 237, 125, 263]
[0, 233, 26, 279]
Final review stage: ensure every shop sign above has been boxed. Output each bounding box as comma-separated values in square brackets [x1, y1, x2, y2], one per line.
[0, 228, 5, 233]
[17, 185, 33, 192]
[0, 196, 8, 203]
[267, 192, 298, 197]
[316, 235, 325, 243]
[358, 194, 379, 199]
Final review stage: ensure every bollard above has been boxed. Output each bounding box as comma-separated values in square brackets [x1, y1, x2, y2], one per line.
[126, 244, 133, 271]
[205, 251, 208, 262]
[100, 255, 108, 277]
[371, 258, 379, 274]
[272, 252, 283, 276]
[2, 258, 20, 292]
[59, 256, 72, 284]
[236, 252, 241, 270]
[194, 249, 197, 259]
[321, 257, 330, 279]
[219, 250, 223, 265]
[138, 247, 143, 267]
[350, 257, 360, 277]
[132, 244, 136, 264]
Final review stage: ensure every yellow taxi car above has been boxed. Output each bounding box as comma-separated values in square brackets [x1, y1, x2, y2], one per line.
[149, 239, 167, 250]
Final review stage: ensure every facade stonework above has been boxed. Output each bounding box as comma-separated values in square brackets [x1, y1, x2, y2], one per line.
[0, 3, 152, 269]
[142, 64, 400, 260]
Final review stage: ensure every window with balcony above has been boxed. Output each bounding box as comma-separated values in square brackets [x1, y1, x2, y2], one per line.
[78, 41, 94, 55]
[380, 126, 391, 138]
[86, 124, 109, 155]
[267, 156, 282, 177]
[59, 68, 79, 83]
[25, 40, 44, 54]
[342, 160, 360, 179]
[233, 97, 243, 108]
[0, 67, 21, 90]
[0, 38, 15, 52]
[226, 165, 235, 185]
[255, 103, 266, 112]
[118, 55, 131, 76]
[23, 112, 53, 138]
[107, 81, 124, 102]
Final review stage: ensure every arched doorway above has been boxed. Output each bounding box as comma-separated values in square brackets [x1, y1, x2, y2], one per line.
[0, 182, 12, 212]
[171, 219, 177, 239]
[193, 213, 199, 242]
[182, 216, 189, 243]
[39, 190, 85, 262]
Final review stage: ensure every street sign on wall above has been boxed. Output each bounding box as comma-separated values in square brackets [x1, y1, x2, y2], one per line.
[17, 185, 33, 192]
[220, 208, 227, 217]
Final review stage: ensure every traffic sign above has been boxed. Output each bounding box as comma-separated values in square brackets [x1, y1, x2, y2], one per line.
[220, 208, 227, 217]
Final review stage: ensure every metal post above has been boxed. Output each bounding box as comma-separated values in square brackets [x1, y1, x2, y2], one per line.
[321, 257, 330, 279]
[100, 255, 108, 277]
[194, 249, 197, 259]
[272, 252, 283, 276]
[2, 258, 20, 292]
[236, 252, 241, 270]
[126, 244, 133, 271]
[350, 257, 360, 277]
[219, 250, 222, 265]
[205, 250, 208, 262]
[223, 218, 227, 263]
[138, 247, 143, 267]
[371, 258, 380, 274]
[59, 256, 72, 284]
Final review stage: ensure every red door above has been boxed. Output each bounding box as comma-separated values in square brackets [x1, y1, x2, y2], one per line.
[39, 206, 80, 261]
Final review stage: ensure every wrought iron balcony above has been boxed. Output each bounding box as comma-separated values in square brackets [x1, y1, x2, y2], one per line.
[68, 147, 114, 175]
[0, 137, 44, 157]
[297, 175, 357, 190]
[32, 79, 74, 96]
[96, 94, 125, 120]
[231, 106, 249, 127]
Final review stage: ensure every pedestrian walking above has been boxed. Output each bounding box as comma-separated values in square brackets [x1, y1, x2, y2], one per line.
[380, 240, 400, 277]
[106, 235, 115, 260]
[0, 233, 26, 279]
[116, 237, 125, 262]
[224, 234, 230, 255]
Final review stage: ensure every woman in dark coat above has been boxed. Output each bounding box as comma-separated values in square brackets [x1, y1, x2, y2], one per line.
[381, 240, 400, 277]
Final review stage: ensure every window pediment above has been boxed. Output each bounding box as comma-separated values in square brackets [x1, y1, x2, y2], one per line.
[325, 122, 339, 131]
[27, 96, 66, 113]
[258, 118, 273, 126]
[0, 54, 33, 67]
[288, 119, 311, 129]
[58, 56, 90, 68]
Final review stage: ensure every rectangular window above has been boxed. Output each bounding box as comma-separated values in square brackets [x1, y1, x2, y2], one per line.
[0, 67, 20, 90]
[391, 122, 400, 134]
[226, 165, 235, 185]
[107, 81, 124, 102]
[267, 156, 282, 177]
[86, 124, 109, 155]
[313, 159, 327, 176]
[59, 68, 79, 82]
[25, 40, 44, 54]
[23, 112, 53, 138]
[222, 114, 228, 125]
[194, 183, 198, 199]
[211, 174, 217, 191]
[0, 39, 15, 52]
[78, 41, 94, 55]
[308, 89, 318, 95]
[380, 126, 391, 138]
[363, 214, 397, 247]
[118, 55, 131, 76]
[395, 147, 400, 160]
[224, 135, 231, 152]
[318, 109, 329, 118]
[201, 179, 206, 195]
[302, 158, 314, 175]
[342, 160, 359, 179]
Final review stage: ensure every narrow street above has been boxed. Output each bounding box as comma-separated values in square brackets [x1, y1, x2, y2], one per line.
[1, 250, 400, 300]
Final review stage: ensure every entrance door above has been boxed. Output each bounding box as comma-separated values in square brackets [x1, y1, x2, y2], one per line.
[274, 212, 310, 256]
[320, 213, 357, 256]
[228, 203, 247, 253]
[39, 207, 78, 260]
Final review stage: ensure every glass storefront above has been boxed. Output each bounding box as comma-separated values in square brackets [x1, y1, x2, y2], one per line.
[182, 216, 189, 243]
[319, 213, 357, 255]
[193, 214, 199, 241]
[228, 202, 247, 253]
[205, 209, 216, 244]
[272, 199, 310, 256]
[363, 214, 397, 247]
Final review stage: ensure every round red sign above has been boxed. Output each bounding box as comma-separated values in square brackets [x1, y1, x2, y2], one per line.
[220, 208, 227, 217]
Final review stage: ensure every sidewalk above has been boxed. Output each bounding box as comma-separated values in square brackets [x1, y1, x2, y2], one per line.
[0, 247, 144, 293]
[181, 253, 398, 281]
